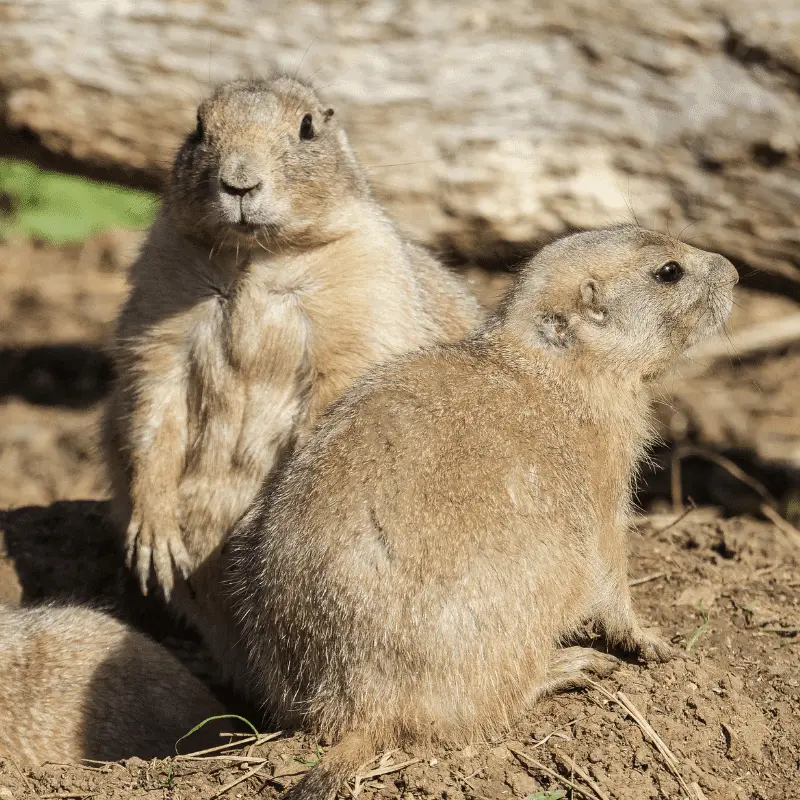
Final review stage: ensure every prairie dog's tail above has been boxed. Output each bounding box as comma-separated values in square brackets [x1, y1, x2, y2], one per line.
[285, 731, 375, 800]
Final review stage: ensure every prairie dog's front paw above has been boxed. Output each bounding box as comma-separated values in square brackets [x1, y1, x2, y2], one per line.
[126, 511, 191, 600]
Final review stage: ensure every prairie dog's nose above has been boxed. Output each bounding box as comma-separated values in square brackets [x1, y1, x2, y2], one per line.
[220, 175, 262, 197]
[219, 160, 262, 196]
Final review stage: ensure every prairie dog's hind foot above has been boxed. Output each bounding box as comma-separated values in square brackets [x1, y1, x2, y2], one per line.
[602, 619, 675, 664]
[533, 646, 621, 701]
[630, 627, 675, 664]
[591, 582, 675, 665]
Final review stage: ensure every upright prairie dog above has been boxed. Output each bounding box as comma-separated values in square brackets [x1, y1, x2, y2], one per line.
[0, 604, 229, 766]
[103, 77, 481, 660]
[229, 225, 738, 799]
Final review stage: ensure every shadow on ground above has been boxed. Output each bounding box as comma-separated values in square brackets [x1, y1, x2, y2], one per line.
[640, 445, 800, 520]
[0, 499, 256, 718]
[0, 343, 113, 407]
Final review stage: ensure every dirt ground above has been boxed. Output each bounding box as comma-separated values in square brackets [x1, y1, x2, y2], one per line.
[0, 236, 798, 799]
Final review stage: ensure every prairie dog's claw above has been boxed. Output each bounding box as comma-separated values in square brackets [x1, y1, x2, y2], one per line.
[135, 540, 152, 597]
[169, 535, 193, 581]
[152, 532, 175, 601]
[125, 513, 190, 600]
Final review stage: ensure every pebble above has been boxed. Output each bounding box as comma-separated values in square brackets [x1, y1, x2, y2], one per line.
[634, 744, 652, 768]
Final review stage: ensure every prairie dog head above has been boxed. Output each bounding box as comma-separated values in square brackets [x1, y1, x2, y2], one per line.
[166, 77, 366, 250]
[504, 225, 738, 379]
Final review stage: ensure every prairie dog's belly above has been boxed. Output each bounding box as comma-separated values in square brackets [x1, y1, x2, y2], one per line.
[178, 291, 311, 563]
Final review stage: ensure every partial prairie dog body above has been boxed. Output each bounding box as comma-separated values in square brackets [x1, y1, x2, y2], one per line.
[0, 604, 228, 766]
[230, 225, 738, 799]
[103, 77, 481, 676]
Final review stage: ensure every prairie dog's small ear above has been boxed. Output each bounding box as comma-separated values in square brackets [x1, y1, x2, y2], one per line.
[579, 278, 607, 324]
[323, 108, 335, 122]
[535, 312, 570, 349]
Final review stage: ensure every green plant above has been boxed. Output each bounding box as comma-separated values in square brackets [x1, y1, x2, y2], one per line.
[295, 743, 323, 767]
[162, 761, 174, 789]
[174, 713, 260, 755]
[0, 157, 158, 243]
[526, 791, 567, 800]
[685, 603, 711, 652]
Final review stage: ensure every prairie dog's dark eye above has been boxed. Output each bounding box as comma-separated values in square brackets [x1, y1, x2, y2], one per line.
[300, 113, 315, 141]
[195, 112, 204, 140]
[654, 261, 683, 284]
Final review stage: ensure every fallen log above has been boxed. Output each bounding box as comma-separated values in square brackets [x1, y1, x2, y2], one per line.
[1, 0, 799, 292]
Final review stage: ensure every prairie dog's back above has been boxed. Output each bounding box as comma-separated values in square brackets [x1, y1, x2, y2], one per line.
[235, 342, 591, 733]
[0, 604, 228, 766]
[230, 225, 738, 800]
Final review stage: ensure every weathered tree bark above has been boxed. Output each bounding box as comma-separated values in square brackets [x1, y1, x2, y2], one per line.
[1, 0, 799, 288]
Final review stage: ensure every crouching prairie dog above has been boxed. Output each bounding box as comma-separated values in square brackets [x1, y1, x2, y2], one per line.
[103, 76, 481, 666]
[0, 604, 230, 766]
[228, 225, 738, 799]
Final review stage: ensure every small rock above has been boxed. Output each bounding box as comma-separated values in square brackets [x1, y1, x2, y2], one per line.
[588, 747, 604, 763]
[488, 744, 510, 761]
[675, 585, 719, 609]
[273, 760, 311, 779]
[506, 770, 542, 797]
[634, 745, 652, 768]
[589, 764, 609, 785]
[458, 745, 477, 760]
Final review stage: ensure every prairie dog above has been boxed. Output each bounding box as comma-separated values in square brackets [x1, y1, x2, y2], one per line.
[229, 225, 738, 799]
[103, 77, 481, 663]
[0, 604, 229, 766]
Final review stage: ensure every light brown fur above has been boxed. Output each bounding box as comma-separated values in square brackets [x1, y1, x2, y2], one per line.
[0, 604, 229, 766]
[228, 225, 738, 799]
[102, 76, 482, 680]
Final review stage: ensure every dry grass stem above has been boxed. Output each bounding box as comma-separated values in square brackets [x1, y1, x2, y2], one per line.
[9, 757, 35, 796]
[657, 499, 698, 535]
[176, 730, 282, 760]
[508, 745, 603, 800]
[177, 755, 270, 764]
[350, 756, 420, 797]
[209, 762, 269, 799]
[674, 448, 800, 545]
[629, 572, 667, 587]
[690, 781, 709, 800]
[358, 757, 420, 780]
[759, 503, 800, 547]
[587, 681, 693, 798]
[530, 714, 591, 750]
[676, 447, 776, 505]
[38, 795, 96, 799]
[554, 751, 611, 800]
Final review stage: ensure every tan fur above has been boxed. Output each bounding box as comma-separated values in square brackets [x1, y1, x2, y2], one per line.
[0, 604, 228, 766]
[102, 76, 482, 681]
[228, 225, 738, 799]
